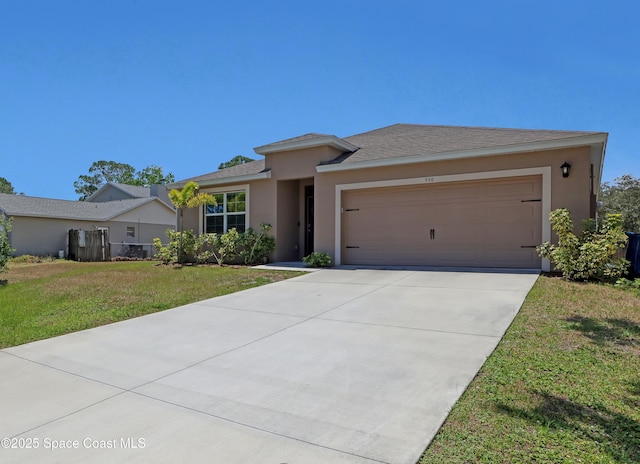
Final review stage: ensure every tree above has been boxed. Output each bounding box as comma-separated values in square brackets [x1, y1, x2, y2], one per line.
[74, 161, 175, 200]
[0, 177, 15, 194]
[74, 161, 136, 200]
[168, 181, 216, 264]
[135, 165, 175, 186]
[0, 215, 14, 273]
[218, 155, 255, 170]
[599, 174, 640, 232]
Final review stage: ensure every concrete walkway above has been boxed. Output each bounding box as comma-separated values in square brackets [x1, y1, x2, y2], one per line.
[0, 268, 538, 464]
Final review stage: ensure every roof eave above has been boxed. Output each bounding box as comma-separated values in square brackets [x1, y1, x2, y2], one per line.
[169, 170, 272, 189]
[591, 135, 608, 196]
[254, 136, 358, 155]
[5, 212, 106, 221]
[316, 134, 608, 173]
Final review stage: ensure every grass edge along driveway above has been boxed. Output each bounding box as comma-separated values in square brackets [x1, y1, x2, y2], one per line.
[419, 276, 640, 464]
[0, 260, 303, 349]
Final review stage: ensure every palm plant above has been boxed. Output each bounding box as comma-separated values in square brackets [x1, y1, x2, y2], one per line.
[168, 181, 216, 264]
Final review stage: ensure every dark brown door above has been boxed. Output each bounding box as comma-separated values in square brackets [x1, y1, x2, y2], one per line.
[305, 185, 314, 256]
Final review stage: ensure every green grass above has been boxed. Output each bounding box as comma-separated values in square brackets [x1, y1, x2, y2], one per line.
[0, 260, 303, 348]
[419, 276, 640, 463]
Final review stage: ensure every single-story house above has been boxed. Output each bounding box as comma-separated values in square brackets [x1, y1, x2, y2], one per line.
[0, 183, 176, 257]
[87, 182, 173, 207]
[172, 123, 608, 271]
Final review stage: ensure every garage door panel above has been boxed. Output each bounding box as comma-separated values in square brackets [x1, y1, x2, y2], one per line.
[487, 249, 538, 267]
[428, 250, 483, 266]
[428, 225, 482, 244]
[342, 176, 542, 268]
[433, 185, 482, 201]
[486, 178, 541, 198]
[486, 203, 540, 222]
[430, 205, 481, 222]
[344, 248, 428, 266]
[343, 208, 425, 245]
[346, 189, 433, 209]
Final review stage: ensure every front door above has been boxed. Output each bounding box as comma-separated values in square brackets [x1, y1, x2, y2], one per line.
[304, 185, 314, 256]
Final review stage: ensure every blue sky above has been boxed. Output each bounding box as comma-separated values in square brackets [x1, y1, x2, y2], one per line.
[1, 0, 638, 200]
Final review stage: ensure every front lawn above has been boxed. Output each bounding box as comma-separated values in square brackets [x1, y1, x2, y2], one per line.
[420, 276, 640, 463]
[0, 260, 302, 349]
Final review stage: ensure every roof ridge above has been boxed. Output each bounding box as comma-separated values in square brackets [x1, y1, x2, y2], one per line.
[344, 123, 603, 139]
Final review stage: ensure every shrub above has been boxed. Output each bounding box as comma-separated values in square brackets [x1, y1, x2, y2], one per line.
[153, 224, 276, 266]
[302, 251, 332, 268]
[153, 229, 197, 264]
[9, 255, 56, 264]
[614, 277, 640, 294]
[216, 228, 240, 265]
[537, 208, 629, 281]
[0, 215, 14, 273]
[239, 223, 276, 265]
[194, 233, 220, 265]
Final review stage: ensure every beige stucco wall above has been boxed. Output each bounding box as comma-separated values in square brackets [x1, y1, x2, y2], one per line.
[265, 145, 344, 179]
[275, 180, 300, 261]
[181, 145, 593, 265]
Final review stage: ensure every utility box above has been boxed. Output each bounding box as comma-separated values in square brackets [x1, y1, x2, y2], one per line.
[625, 232, 640, 276]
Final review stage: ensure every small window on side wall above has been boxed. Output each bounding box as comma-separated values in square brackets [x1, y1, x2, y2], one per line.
[126, 226, 135, 238]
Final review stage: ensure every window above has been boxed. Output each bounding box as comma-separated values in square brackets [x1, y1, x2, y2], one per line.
[204, 191, 246, 234]
[126, 226, 135, 238]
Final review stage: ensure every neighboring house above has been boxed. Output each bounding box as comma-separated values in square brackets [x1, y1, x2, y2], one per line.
[87, 182, 172, 207]
[172, 123, 608, 271]
[0, 192, 176, 257]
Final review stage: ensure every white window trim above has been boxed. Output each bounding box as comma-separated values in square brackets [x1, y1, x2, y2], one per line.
[199, 184, 250, 234]
[334, 167, 552, 271]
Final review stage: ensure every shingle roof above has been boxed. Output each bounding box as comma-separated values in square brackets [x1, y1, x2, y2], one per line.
[174, 159, 267, 185]
[86, 182, 152, 202]
[0, 193, 162, 221]
[106, 183, 152, 198]
[338, 123, 605, 164]
[173, 123, 607, 185]
[257, 133, 331, 149]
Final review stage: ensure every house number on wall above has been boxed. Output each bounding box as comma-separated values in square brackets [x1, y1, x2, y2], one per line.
[424, 177, 437, 183]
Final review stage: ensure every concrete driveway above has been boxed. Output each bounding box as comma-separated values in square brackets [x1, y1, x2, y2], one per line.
[0, 268, 538, 464]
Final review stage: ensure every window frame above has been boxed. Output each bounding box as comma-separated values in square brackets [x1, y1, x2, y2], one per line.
[200, 185, 250, 235]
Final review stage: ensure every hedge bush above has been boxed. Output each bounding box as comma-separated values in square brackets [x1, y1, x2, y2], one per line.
[537, 208, 629, 281]
[153, 223, 275, 266]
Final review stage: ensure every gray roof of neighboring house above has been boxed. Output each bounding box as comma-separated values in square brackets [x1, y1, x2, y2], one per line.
[106, 183, 152, 198]
[86, 182, 151, 201]
[0, 193, 166, 221]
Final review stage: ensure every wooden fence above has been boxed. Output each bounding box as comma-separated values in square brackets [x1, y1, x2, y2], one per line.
[68, 229, 110, 262]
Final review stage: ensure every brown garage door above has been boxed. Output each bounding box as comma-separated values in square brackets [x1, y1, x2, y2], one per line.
[342, 176, 542, 268]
